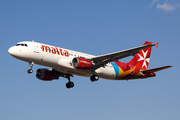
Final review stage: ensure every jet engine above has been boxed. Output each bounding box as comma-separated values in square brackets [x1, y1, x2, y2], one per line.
[36, 69, 59, 81]
[72, 57, 92, 70]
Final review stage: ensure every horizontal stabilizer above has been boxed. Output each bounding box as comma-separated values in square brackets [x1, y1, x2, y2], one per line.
[142, 65, 172, 74]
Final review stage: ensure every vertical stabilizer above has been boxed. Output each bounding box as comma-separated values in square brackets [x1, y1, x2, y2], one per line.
[128, 41, 154, 71]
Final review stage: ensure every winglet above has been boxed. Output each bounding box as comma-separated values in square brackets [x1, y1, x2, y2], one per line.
[154, 42, 159, 48]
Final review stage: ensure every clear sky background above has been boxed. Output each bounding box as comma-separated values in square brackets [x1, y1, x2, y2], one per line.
[0, 0, 179, 120]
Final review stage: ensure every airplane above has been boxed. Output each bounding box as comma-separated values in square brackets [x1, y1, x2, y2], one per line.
[8, 41, 172, 88]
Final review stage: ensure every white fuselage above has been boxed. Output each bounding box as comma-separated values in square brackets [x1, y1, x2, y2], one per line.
[8, 41, 116, 80]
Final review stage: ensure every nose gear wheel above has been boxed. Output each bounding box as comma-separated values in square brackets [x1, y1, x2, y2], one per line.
[27, 69, 33, 74]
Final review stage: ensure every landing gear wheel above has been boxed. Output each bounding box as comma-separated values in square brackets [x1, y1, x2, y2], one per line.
[27, 69, 33, 74]
[66, 82, 74, 89]
[90, 75, 99, 82]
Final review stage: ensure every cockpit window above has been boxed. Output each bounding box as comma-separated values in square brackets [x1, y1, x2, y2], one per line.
[16, 44, 20, 46]
[16, 43, 28, 47]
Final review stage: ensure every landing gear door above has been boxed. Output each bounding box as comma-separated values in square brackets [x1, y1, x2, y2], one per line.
[33, 41, 39, 53]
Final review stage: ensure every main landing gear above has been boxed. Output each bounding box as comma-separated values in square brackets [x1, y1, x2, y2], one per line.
[65, 74, 74, 89]
[27, 62, 34, 74]
[65, 74, 99, 88]
[90, 75, 99, 82]
[90, 69, 99, 82]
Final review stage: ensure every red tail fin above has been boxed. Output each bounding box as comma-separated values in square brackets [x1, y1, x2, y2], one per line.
[128, 41, 153, 71]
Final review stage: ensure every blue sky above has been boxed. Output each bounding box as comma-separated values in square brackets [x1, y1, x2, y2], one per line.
[1, 0, 179, 120]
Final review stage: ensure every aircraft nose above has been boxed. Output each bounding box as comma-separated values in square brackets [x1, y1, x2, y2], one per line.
[8, 47, 16, 56]
[8, 47, 13, 55]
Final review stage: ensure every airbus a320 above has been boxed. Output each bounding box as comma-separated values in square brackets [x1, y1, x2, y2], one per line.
[8, 41, 172, 88]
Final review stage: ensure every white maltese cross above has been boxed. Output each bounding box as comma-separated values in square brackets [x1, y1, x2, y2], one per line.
[137, 50, 150, 69]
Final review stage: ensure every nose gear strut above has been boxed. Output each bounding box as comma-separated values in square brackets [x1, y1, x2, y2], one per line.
[27, 62, 34, 74]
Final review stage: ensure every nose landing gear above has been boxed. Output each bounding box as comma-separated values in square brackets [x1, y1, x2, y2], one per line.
[27, 62, 34, 74]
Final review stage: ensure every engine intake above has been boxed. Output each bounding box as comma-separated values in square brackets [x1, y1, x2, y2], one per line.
[72, 57, 92, 70]
[36, 69, 58, 81]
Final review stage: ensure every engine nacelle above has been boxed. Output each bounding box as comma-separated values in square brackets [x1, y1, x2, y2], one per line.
[72, 57, 92, 70]
[36, 69, 58, 81]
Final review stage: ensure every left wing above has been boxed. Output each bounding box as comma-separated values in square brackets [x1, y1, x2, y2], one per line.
[91, 43, 156, 65]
